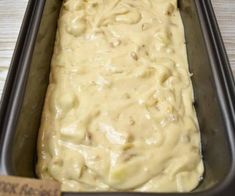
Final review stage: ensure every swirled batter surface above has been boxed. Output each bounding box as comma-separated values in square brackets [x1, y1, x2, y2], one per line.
[37, 0, 204, 192]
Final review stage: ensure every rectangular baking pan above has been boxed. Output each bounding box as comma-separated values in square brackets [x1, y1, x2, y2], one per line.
[0, 0, 235, 195]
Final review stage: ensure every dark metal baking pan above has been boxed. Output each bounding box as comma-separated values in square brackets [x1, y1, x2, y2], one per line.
[0, 0, 235, 195]
[0, 0, 40, 140]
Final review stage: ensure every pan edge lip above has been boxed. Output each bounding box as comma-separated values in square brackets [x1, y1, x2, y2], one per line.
[1, 0, 235, 195]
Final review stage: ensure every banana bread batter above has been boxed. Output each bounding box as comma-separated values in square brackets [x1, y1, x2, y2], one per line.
[37, 0, 204, 192]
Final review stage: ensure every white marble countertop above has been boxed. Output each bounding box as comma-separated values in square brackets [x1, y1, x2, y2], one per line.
[0, 0, 234, 96]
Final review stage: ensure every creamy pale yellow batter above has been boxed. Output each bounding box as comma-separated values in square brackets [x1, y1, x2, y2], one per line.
[37, 0, 204, 192]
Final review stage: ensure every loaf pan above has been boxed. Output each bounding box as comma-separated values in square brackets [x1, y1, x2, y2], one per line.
[0, 0, 235, 195]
